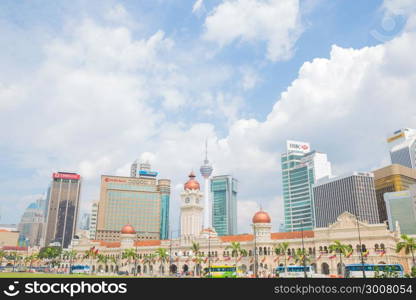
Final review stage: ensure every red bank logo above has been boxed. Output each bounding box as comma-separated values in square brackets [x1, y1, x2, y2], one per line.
[287, 141, 310, 152]
[53, 173, 80, 180]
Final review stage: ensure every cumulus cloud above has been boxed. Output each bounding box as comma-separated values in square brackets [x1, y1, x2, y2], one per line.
[203, 0, 302, 61]
[192, 0, 205, 14]
[3, 2, 416, 235]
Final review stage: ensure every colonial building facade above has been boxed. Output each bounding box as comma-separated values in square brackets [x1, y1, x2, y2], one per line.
[67, 211, 414, 276]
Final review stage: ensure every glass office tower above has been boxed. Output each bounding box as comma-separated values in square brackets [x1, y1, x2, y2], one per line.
[211, 175, 238, 236]
[281, 141, 332, 232]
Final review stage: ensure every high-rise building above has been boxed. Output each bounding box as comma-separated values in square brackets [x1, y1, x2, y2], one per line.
[17, 196, 46, 247]
[200, 141, 213, 229]
[373, 164, 416, 222]
[210, 175, 238, 236]
[158, 179, 171, 240]
[384, 186, 416, 235]
[387, 128, 416, 169]
[281, 141, 332, 231]
[89, 202, 99, 240]
[96, 163, 170, 242]
[130, 160, 138, 177]
[313, 172, 380, 228]
[44, 172, 81, 248]
[180, 172, 204, 238]
[79, 213, 90, 231]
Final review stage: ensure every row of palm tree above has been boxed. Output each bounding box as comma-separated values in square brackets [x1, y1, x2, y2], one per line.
[1, 234, 414, 277]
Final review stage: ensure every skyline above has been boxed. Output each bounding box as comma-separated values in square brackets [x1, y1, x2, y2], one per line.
[1, 0, 416, 235]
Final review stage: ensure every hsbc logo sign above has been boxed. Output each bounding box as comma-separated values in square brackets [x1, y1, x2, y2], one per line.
[287, 141, 310, 153]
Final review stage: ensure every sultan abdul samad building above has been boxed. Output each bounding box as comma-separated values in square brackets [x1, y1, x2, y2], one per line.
[68, 172, 415, 276]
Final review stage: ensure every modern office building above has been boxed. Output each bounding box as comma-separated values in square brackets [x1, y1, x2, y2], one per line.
[96, 163, 170, 242]
[210, 175, 238, 236]
[130, 159, 138, 177]
[17, 196, 46, 247]
[158, 179, 171, 240]
[384, 186, 416, 235]
[44, 172, 82, 248]
[281, 140, 332, 231]
[373, 164, 416, 222]
[79, 213, 91, 231]
[387, 128, 416, 169]
[89, 202, 99, 240]
[313, 172, 380, 228]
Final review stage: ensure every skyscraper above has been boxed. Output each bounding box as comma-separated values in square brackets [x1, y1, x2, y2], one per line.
[313, 172, 380, 228]
[89, 202, 99, 240]
[158, 179, 171, 240]
[79, 213, 91, 231]
[281, 141, 332, 231]
[130, 159, 138, 177]
[384, 186, 416, 235]
[373, 164, 416, 222]
[200, 141, 213, 229]
[18, 196, 46, 247]
[96, 163, 170, 241]
[387, 128, 416, 169]
[44, 172, 81, 248]
[210, 175, 238, 236]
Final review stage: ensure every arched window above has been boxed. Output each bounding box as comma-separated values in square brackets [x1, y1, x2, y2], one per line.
[375, 244, 379, 250]
[380, 243, 385, 250]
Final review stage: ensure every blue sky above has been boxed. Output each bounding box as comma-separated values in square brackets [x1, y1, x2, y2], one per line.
[0, 0, 415, 234]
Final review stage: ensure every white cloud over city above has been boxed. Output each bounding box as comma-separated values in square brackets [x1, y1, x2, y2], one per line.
[203, 0, 302, 61]
[1, 0, 416, 235]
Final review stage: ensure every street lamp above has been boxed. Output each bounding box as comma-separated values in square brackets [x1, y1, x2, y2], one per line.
[253, 226, 258, 278]
[300, 220, 307, 278]
[208, 229, 212, 278]
[169, 229, 180, 277]
[351, 200, 366, 278]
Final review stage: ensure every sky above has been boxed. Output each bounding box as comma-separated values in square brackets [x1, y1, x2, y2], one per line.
[1, 0, 416, 234]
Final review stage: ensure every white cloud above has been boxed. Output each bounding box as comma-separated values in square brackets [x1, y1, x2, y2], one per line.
[203, 0, 302, 61]
[3, 2, 416, 236]
[192, 0, 205, 14]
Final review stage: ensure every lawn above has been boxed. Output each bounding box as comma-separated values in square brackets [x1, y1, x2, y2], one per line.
[0, 272, 136, 278]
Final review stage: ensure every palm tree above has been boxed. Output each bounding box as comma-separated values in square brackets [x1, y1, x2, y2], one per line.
[143, 253, 157, 275]
[25, 253, 38, 272]
[225, 242, 246, 273]
[84, 248, 98, 273]
[190, 242, 201, 276]
[275, 242, 290, 273]
[294, 248, 311, 266]
[8, 252, 21, 272]
[122, 248, 138, 275]
[97, 254, 109, 273]
[0, 250, 6, 268]
[396, 234, 416, 268]
[62, 250, 77, 274]
[329, 241, 352, 276]
[155, 248, 169, 276]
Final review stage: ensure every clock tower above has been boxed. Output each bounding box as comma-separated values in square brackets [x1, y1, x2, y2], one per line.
[180, 172, 204, 238]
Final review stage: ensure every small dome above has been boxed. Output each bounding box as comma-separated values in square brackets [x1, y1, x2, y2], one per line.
[252, 211, 271, 223]
[184, 171, 200, 190]
[121, 224, 136, 234]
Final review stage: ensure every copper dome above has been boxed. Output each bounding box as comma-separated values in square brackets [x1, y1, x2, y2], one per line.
[121, 224, 136, 234]
[252, 211, 271, 223]
[184, 171, 200, 190]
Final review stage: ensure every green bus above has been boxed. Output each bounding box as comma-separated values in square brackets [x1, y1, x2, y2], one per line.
[203, 266, 238, 278]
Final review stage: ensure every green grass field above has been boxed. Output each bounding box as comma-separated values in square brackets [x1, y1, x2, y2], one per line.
[0, 272, 135, 278]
